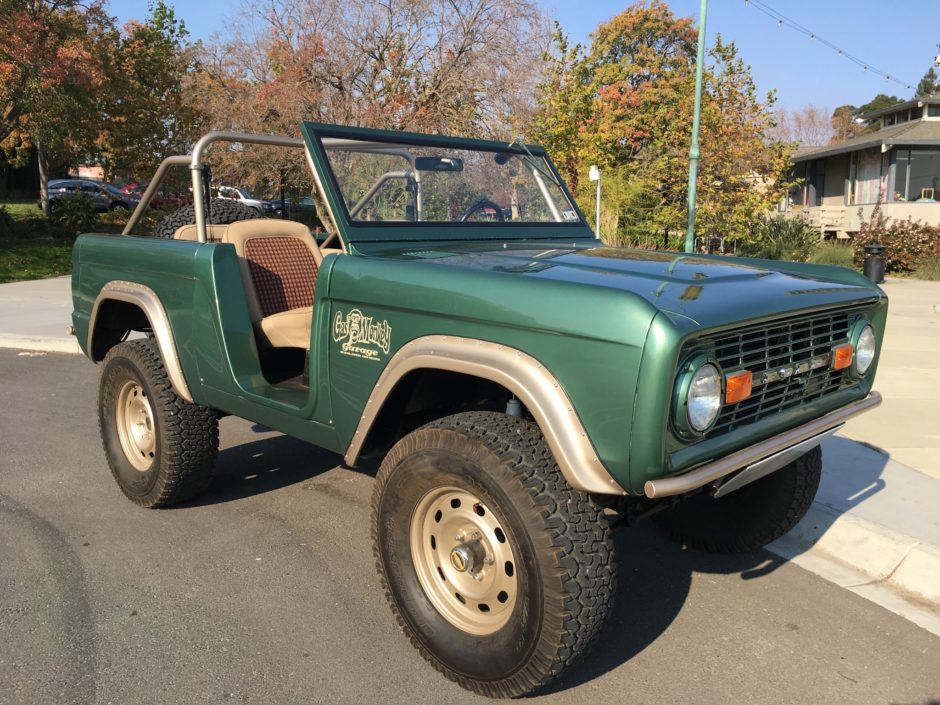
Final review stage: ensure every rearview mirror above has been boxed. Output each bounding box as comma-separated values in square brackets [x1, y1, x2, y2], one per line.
[414, 156, 464, 172]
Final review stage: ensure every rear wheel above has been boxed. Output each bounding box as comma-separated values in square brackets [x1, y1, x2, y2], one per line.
[151, 198, 259, 239]
[372, 411, 616, 698]
[98, 339, 219, 507]
[653, 446, 822, 553]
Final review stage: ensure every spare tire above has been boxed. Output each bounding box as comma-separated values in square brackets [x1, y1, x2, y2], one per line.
[151, 199, 260, 239]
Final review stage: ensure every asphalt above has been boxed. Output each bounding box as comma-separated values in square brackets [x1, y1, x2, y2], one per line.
[0, 277, 939, 636]
[1, 349, 939, 705]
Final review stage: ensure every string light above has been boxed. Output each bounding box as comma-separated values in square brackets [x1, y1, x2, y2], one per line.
[745, 0, 915, 91]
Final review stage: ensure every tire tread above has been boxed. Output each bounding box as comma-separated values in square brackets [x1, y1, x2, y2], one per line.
[98, 339, 218, 507]
[371, 411, 615, 697]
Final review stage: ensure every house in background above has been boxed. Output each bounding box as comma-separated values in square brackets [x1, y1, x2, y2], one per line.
[786, 93, 940, 239]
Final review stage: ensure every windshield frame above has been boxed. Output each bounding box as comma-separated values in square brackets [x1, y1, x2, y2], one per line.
[301, 122, 595, 244]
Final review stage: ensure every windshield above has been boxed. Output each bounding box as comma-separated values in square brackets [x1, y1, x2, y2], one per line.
[320, 138, 579, 226]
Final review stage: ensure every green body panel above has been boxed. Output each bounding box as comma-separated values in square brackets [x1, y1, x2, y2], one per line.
[324, 247, 654, 483]
[71, 123, 887, 496]
[73, 234, 341, 452]
[74, 231, 886, 494]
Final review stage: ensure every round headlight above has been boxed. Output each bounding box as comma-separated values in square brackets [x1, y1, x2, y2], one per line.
[687, 363, 722, 432]
[855, 325, 876, 375]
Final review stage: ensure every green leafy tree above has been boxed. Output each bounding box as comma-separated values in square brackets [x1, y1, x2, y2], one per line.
[98, 1, 205, 180]
[858, 93, 902, 114]
[0, 0, 116, 212]
[533, 1, 791, 249]
[916, 67, 939, 97]
[830, 94, 903, 142]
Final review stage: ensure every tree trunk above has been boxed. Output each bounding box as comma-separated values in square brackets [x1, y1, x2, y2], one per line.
[38, 142, 50, 216]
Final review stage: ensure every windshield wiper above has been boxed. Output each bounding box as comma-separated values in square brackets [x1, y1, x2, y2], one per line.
[507, 136, 561, 186]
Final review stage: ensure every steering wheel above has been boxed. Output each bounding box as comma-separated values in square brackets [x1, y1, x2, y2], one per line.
[459, 198, 505, 223]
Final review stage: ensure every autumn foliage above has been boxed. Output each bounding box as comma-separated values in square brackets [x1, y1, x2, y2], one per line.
[2, 0, 795, 246]
[534, 1, 792, 249]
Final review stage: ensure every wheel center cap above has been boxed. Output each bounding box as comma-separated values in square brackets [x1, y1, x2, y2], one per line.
[449, 541, 485, 574]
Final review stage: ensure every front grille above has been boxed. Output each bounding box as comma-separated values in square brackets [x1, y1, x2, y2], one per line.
[697, 307, 863, 438]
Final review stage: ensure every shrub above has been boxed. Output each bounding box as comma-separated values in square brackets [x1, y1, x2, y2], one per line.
[853, 205, 940, 273]
[738, 215, 820, 262]
[808, 242, 855, 268]
[913, 256, 940, 281]
[50, 197, 99, 234]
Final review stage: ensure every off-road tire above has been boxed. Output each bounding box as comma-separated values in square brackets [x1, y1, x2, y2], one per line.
[653, 445, 822, 554]
[98, 338, 219, 508]
[372, 411, 616, 698]
[151, 198, 259, 239]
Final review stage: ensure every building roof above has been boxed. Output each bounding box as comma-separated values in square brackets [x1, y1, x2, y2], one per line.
[857, 92, 940, 120]
[793, 119, 940, 163]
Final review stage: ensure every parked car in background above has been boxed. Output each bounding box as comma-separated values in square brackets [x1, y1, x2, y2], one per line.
[214, 185, 275, 214]
[41, 179, 140, 212]
[148, 191, 192, 209]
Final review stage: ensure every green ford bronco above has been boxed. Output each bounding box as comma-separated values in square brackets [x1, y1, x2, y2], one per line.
[71, 123, 885, 698]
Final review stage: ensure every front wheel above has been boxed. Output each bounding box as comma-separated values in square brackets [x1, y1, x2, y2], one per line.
[653, 445, 822, 553]
[372, 412, 616, 698]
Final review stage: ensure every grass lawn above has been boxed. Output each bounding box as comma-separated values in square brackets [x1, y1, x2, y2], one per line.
[1, 197, 40, 218]
[0, 198, 74, 283]
[0, 236, 75, 283]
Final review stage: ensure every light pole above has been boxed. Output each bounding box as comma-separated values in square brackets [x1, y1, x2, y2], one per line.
[589, 165, 601, 239]
[684, 0, 708, 253]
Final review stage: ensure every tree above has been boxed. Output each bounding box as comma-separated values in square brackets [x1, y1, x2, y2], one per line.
[186, 0, 549, 194]
[830, 104, 864, 143]
[829, 94, 903, 143]
[916, 67, 939, 98]
[857, 93, 901, 115]
[768, 105, 834, 147]
[0, 0, 115, 212]
[97, 1, 205, 180]
[533, 1, 791, 249]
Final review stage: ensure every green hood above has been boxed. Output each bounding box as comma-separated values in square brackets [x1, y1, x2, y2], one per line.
[363, 241, 883, 331]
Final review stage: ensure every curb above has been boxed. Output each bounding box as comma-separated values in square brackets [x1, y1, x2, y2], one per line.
[0, 334, 81, 354]
[768, 503, 940, 636]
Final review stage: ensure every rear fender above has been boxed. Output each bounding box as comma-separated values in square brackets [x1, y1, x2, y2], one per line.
[87, 280, 192, 402]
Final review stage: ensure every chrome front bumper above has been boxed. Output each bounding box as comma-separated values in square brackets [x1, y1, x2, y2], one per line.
[644, 391, 883, 499]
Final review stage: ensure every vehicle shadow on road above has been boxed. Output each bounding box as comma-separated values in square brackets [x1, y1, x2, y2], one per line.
[188, 432, 344, 506]
[540, 437, 894, 696]
[816, 435, 889, 512]
[536, 524, 794, 695]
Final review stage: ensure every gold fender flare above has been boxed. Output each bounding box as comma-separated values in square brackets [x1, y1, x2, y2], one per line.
[344, 335, 626, 495]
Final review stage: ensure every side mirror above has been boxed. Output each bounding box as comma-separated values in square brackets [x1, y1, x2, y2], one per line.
[414, 156, 463, 172]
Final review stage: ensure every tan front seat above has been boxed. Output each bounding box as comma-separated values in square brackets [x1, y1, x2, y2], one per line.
[225, 219, 323, 350]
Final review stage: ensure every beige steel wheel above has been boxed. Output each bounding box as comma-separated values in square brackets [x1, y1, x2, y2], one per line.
[114, 380, 156, 471]
[410, 486, 517, 636]
[98, 339, 219, 508]
[372, 411, 616, 698]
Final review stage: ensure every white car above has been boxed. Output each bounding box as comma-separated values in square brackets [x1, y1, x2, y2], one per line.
[214, 186, 274, 214]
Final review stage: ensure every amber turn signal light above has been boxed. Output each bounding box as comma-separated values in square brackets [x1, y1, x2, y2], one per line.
[725, 370, 753, 404]
[832, 343, 854, 370]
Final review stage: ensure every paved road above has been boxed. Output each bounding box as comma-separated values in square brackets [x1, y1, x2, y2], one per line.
[1, 350, 938, 705]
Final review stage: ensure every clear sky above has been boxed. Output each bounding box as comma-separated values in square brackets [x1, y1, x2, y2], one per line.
[109, 0, 939, 112]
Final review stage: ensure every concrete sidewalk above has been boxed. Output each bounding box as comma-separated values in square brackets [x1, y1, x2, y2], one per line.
[1, 274, 939, 634]
[0, 276, 79, 353]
